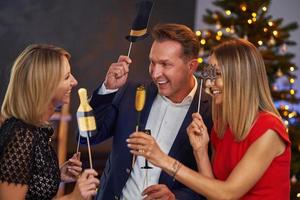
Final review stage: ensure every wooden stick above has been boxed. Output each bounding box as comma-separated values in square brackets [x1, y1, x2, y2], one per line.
[197, 79, 204, 113]
[131, 125, 139, 168]
[76, 134, 80, 154]
[127, 42, 133, 57]
[86, 133, 93, 169]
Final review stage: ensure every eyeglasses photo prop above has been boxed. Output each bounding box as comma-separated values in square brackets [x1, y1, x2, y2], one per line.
[196, 63, 218, 113]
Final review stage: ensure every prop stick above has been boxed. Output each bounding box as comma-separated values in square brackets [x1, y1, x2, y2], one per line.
[127, 42, 133, 57]
[132, 85, 146, 168]
[76, 133, 80, 154]
[197, 79, 203, 113]
[126, 0, 154, 57]
[77, 88, 97, 169]
[197, 64, 217, 113]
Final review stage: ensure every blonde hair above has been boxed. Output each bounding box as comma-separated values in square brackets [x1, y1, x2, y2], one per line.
[1, 44, 70, 126]
[211, 39, 281, 141]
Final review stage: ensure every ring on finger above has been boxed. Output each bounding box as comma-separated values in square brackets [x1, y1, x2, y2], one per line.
[139, 149, 145, 154]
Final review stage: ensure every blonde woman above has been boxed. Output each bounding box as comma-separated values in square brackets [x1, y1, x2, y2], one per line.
[127, 39, 290, 199]
[0, 44, 99, 200]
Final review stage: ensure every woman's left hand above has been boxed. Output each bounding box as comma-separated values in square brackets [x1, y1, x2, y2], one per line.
[72, 169, 99, 200]
[186, 113, 210, 153]
[60, 152, 82, 183]
[127, 131, 167, 168]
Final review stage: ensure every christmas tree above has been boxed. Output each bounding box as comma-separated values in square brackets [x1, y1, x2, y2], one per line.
[195, 0, 300, 197]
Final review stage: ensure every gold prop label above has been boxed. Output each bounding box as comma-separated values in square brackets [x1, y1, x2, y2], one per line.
[78, 117, 96, 131]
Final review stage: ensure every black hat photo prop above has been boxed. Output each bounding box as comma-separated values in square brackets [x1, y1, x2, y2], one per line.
[126, 0, 154, 42]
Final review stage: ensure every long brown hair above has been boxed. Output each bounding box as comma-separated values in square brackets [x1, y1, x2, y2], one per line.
[211, 39, 281, 141]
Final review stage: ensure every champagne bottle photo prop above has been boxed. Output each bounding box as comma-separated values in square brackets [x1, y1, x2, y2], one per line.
[77, 88, 97, 138]
[76, 88, 97, 169]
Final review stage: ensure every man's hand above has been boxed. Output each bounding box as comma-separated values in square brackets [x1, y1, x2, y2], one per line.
[127, 131, 169, 168]
[104, 55, 131, 90]
[142, 184, 175, 200]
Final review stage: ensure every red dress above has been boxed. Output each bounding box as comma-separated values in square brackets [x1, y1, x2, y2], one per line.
[211, 112, 291, 200]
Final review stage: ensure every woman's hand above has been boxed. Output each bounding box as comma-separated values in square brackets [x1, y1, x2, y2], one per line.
[127, 131, 167, 168]
[186, 113, 210, 153]
[60, 152, 82, 183]
[72, 169, 100, 200]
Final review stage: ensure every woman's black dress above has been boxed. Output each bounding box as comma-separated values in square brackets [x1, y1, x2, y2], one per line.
[0, 117, 60, 200]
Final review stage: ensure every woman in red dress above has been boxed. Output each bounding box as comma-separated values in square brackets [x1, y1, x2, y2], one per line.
[127, 39, 291, 200]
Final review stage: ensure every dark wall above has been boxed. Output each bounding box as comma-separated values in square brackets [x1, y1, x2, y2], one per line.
[0, 0, 195, 152]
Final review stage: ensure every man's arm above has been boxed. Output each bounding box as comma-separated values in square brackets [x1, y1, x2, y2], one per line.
[81, 55, 132, 145]
[142, 184, 204, 200]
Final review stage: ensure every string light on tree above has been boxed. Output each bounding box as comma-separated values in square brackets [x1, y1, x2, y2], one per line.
[262, 6, 267, 12]
[284, 120, 289, 126]
[290, 89, 295, 95]
[212, 13, 218, 19]
[268, 36, 276, 45]
[268, 21, 274, 27]
[284, 105, 289, 111]
[200, 39, 206, 45]
[197, 57, 203, 63]
[290, 66, 295, 72]
[273, 30, 279, 37]
[215, 22, 222, 29]
[289, 111, 296, 119]
[240, 3, 247, 11]
[196, 31, 201, 36]
[217, 30, 223, 36]
[225, 10, 231, 15]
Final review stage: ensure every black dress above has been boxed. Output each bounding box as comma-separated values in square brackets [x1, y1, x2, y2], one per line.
[0, 117, 60, 200]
